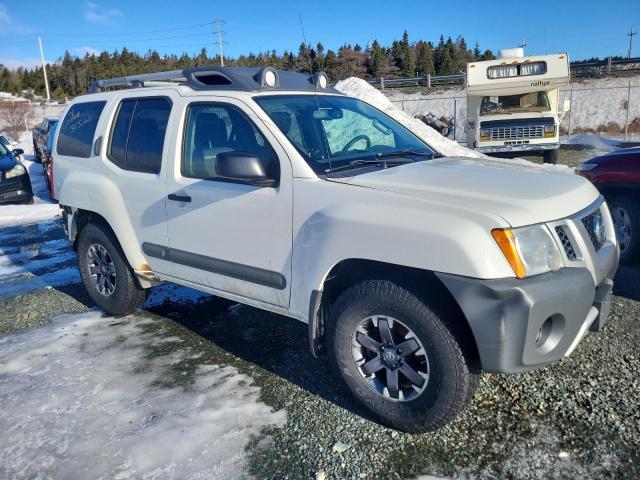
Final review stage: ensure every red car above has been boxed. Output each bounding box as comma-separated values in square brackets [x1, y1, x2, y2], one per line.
[576, 147, 640, 264]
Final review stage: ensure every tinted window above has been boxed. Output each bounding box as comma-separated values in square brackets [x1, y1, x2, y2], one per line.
[57, 101, 106, 158]
[108, 99, 136, 167]
[108, 98, 171, 174]
[182, 103, 277, 181]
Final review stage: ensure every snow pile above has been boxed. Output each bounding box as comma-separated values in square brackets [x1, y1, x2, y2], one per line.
[336, 77, 485, 159]
[563, 77, 640, 132]
[0, 311, 285, 480]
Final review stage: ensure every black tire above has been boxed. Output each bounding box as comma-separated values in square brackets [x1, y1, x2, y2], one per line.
[608, 195, 640, 264]
[42, 161, 51, 194]
[543, 149, 558, 164]
[77, 222, 148, 316]
[32, 141, 41, 163]
[328, 279, 480, 433]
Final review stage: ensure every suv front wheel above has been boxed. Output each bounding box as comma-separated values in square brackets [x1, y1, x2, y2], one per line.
[328, 279, 480, 432]
[77, 223, 148, 315]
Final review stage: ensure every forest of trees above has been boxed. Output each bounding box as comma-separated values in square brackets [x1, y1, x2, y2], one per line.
[0, 31, 495, 99]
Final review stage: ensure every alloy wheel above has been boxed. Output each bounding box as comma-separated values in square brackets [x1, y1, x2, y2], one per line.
[612, 205, 632, 254]
[87, 243, 117, 296]
[351, 315, 429, 402]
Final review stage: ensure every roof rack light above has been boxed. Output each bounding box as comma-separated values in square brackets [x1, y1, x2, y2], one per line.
[255, 67, 279, 88]
[311, 72, 328, 90]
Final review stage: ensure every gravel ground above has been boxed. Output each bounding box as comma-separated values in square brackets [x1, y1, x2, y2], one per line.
[0, 219, 638, 479]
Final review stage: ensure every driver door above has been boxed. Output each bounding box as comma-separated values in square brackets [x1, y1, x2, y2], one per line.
[163, 98, 293, 308]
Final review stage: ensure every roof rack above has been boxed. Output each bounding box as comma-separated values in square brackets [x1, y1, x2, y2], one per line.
[89, 66, 338, 94]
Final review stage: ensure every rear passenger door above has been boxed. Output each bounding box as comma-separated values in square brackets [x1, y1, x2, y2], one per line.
[99, 94, 175, 275]
[162, 98, 293, 308]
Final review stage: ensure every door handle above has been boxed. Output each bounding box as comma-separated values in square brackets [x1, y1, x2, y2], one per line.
[168, 193, 191, 203]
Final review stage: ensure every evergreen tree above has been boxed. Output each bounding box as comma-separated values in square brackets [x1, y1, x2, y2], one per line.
[415, 41, 435, 76]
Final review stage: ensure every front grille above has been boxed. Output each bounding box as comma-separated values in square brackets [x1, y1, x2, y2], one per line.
[581, 208, 605, 252]
[555, 226, 577, 260]
[489, 125, 544, 140]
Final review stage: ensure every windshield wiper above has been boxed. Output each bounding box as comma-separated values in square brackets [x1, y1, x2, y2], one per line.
[325, 157, 415, 175]
[375, 149, 436, 159]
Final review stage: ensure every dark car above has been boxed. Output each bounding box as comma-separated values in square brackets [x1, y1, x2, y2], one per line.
[576, 147, 640, 264]
[42, 121, 57, 197]
[0, 143, 33, 204]
[32, 117, 58, 163]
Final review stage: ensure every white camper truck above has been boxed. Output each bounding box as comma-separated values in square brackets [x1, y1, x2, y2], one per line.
[466, 48, 570, 163]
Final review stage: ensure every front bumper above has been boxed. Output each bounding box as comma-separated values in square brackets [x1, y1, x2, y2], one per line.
[476, 142, 560, 154]
[0, 173, 33, 204]
[436, 267, 615, 373]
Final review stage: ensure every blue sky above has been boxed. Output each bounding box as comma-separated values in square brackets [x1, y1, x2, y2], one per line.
[1, 0, 639, 69]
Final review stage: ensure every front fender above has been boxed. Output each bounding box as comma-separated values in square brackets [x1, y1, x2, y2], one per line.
[289, 178, 514, 320]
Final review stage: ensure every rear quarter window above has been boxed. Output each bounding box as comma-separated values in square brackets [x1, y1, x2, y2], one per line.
[57, 101, 106, 158]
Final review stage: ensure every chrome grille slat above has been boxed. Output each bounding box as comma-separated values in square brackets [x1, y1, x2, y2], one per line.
[489, 125, 544, 140]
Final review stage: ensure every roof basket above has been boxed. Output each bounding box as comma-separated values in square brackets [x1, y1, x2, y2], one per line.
[89, 66, 339, 94]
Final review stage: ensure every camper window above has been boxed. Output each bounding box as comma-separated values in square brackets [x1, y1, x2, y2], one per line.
[487, 61, 547, 79]
[480, 92, 550, 115]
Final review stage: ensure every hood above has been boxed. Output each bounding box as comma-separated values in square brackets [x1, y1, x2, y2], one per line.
[0, 152, 18, 173]
[329, 157, 599, 227]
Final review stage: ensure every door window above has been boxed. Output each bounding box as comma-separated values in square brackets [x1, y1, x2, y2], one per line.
[107, 97, 171, 173]
[182, 103, 278, 181]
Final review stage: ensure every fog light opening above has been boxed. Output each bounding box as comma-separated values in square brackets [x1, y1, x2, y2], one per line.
[536, 317, 553, 346]
[535, 314, 565, 354]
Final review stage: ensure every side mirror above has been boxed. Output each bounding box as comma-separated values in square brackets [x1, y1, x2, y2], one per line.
[215, 151, 277, 187]
[12, 148, 24, 157]
[563, 99, 571, 112]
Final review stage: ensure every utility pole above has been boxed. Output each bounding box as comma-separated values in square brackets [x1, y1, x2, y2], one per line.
[518, 36, 527, 55]
[215, 20, 225, 67]
[298, 13, 308, 45]
[38, 37, 50, 104]
[628, 26, 637, 59]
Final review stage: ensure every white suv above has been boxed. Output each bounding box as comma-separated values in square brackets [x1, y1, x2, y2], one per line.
[54, 66, 619, 432]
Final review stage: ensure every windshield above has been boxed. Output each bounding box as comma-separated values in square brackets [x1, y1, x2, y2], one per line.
[480, 91, 550, 116]
[0, 141, 8, 157]
[254, 95, 435, 174]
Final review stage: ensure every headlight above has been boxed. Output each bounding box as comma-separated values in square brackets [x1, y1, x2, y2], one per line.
[479, 128, 490, 141]
[544, 125, 556, 137]
[575, 163, 598, 172]
[5, 164, 26, 179]
[492, 225, 563, 278]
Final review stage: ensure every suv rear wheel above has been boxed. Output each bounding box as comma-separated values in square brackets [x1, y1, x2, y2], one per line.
[328, 279, 479, 432]
[77, 223, 148, 315]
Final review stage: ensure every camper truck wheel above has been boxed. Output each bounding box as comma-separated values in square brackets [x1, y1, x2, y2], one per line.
[543, 149, 558, 164]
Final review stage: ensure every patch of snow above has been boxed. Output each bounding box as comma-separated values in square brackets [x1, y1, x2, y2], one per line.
[146, 282, 211, 306]
[0, 266, 80, 298]
[563, 132, 627, 157]
[0, 311, 286, 479]
[0, 203, 61, 227]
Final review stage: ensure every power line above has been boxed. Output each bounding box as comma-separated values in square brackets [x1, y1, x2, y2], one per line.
[5, 21, 215, 39]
